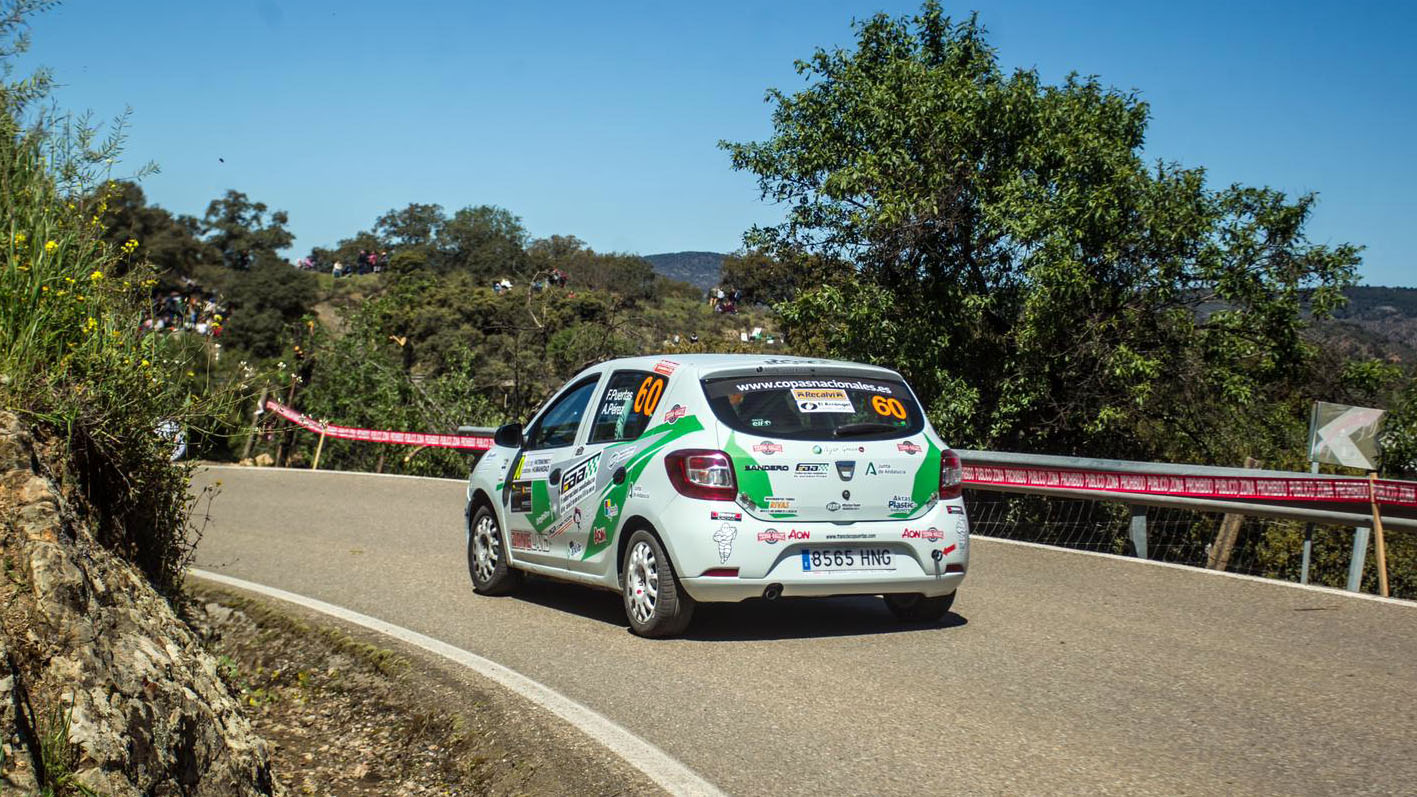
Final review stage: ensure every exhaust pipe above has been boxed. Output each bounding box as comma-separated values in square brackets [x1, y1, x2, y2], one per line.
[763, 583, 783, 600]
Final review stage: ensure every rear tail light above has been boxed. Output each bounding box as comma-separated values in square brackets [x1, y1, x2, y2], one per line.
[665, 449, 738, 501]
[939, 449, 963, 499]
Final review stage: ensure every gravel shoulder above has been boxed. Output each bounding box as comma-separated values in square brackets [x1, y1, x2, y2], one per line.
[187, 583, 664, 797]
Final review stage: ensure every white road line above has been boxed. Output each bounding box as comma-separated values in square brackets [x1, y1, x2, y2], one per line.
[189, 568, 727, 797]
[197, 463, 466, 484]
[974, 535, 1414, 607]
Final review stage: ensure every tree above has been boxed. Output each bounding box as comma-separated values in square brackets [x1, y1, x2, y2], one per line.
[720, 249, 850, 306]
[201, 189, 294, 270]
[98, 181, 215, 280]
[437, 204, 528, 277]
[373, 202, 445, 248]
[220, 262, 317, 358]
[721, 2, 1360, 464]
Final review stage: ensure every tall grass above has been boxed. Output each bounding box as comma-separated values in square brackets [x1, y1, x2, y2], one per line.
[0, 3, 241, 594]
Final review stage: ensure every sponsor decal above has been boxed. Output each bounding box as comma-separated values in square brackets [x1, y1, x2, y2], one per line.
[663, 404, 688, 424]
[573, 507, 583, 528]
[825, 532, 873, 540]
[510, 531, 552, 552]
[795, 462, 829, 478]
[509, 481, 533, 513]
[630, 484, 651, 499]
[812, 445, 823, 455]
[548, 515, 574, 538]
[606, 444, 637, 470]
[746, 463, 789, 472]
[515, 452, 555, 479]
[568, 540, 584, 558]
[792, 387, 855, 413]
[938, 543, 958, 556]
[865, 462, 907, 476]
[757, 528, 787, 544]
[753, 441, 784, 455]
[897, 441, 923, 455]
[733, 377, 892, 394]
[712, 523, 737, 562]
[559, 453, 601, 506]
[654, 359, 679, 376]
[887, 495, 914, 512]
[592, 526, 608, 545]
[533, 508, 553, 526]
[602, 499, 619, 519]
[765, 496, 796, 514]
[835, 461, 856, 481]
[947, 505, 965, 515]
[902, 526, 945, 541]
[712, 511, 742, 522]
[826, 501, 841, 511]
[787, 529, 811, 541]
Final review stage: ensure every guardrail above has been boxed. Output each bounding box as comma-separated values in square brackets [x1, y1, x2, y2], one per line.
[957, 450, 1413, 596]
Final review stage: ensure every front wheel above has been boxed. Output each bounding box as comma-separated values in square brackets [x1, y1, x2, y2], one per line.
[621, 529, 695, 638]
[468, 504, 521, 595]
[883, 591, 955, 622]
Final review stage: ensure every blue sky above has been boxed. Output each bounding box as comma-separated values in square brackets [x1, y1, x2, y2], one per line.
[16, 0, 1416, 285]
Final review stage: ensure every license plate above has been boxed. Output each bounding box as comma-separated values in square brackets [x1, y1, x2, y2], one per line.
[800, 548, 896, 572]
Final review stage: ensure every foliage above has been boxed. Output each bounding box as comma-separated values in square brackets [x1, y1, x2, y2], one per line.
[96, 180, 213, 282]
[219, 261, 317, 359]
[0, 2, 246, 594]
[200, 189, 293, 270]
[722, 2, 1361, 467]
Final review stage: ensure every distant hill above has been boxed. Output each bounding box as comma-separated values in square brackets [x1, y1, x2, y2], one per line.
[1319, 286, 1417, 361]
[642, 251, 726, 292]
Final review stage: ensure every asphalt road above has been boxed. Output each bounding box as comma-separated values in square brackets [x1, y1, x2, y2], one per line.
[190, 466, 1417, 796]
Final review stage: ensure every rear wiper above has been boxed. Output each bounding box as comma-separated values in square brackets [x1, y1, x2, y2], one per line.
[833, 422, 900, 437]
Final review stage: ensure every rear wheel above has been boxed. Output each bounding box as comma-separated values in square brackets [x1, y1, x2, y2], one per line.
[884, 591, 955, 622]
[622, 529, 695, 638]
[468, 504, 521, 595]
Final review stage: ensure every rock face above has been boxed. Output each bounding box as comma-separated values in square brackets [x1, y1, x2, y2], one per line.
[0, 412, 280, 794]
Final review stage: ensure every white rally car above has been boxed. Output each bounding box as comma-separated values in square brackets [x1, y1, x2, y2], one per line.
[464, 354, 968, 637]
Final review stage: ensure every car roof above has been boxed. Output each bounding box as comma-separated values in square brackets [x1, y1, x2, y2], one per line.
[574, 353, 903, 382]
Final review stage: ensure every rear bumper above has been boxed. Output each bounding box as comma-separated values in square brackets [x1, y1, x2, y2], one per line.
[680, 571, 965, 602]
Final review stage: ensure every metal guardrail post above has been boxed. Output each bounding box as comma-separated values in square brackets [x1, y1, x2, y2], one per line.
[1129, 505, 1148, 559]
[1348, 527, 1370, 592]
[1300, 525, 1313, 585]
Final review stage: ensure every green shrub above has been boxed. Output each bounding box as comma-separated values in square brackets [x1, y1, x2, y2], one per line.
[0, 11, 244, 594]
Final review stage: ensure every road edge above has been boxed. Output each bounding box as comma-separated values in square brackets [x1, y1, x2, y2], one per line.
[974, 535, 1414, 607]
[188, 568, 727, 797]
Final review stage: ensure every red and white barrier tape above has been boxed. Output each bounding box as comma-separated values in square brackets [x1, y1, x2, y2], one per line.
[963, 464, 1417, 509]
[261, 399, 1414, 507]
[264, 399, 494, 451]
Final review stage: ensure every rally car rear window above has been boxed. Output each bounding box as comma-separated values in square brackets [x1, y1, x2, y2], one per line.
[701, 373, 925, 440]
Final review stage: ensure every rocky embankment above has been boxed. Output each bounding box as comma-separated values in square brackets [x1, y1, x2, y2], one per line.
[0, 412, 279, 794]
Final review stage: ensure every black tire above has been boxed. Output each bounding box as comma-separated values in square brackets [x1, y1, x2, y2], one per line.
[468, 504, 521, 595]
[621, 529, 695, 638]
[883, 591, 956, 622]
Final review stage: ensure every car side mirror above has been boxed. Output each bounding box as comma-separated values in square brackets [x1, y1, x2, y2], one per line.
[493, 423, 524, 449]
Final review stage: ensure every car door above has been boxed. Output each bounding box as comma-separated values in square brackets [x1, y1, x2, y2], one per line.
[503, 375, 601, 568]
[565, 368, 670, 574]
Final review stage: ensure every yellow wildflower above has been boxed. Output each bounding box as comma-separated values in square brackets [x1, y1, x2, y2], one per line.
[44, 240, 57, 253]
[84, 317, 97, 333]
[13, 233, 25, 244]
[121, 239, 139, 253]
[141, 359, 150, 367]
[90, 270, 103, 281]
